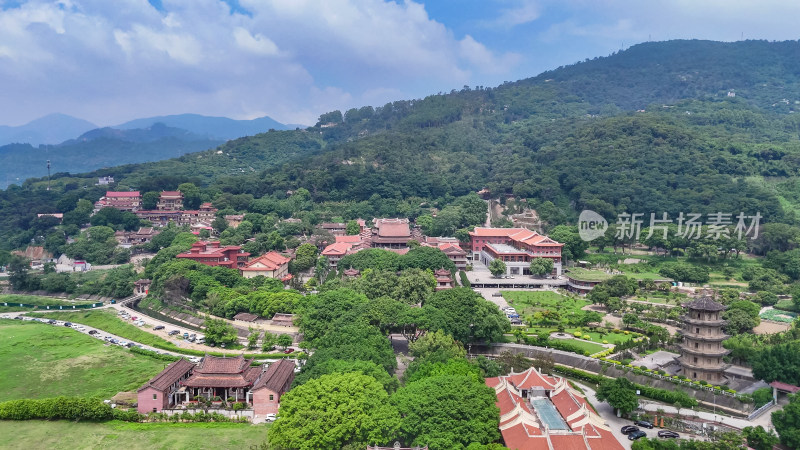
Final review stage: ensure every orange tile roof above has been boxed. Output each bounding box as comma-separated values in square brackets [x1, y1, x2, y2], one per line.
[241, 252, 290, 271]
[322, 242, 353, 256]
[106, 191, 140, 197]
[335, 235, 362, 244]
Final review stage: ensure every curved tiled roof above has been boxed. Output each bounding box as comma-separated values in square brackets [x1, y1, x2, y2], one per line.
[684, 296, 727, 311]
[138, 358, 194, 392]
[253, 359, 296, 394]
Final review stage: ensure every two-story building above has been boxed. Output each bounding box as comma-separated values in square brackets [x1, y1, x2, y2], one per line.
[469, 227, 563, 276]
[157, 191, 184, 211]
[240, 252, 292, 281]
[176, 241, 250, 269]
[94, 191, 141, 212]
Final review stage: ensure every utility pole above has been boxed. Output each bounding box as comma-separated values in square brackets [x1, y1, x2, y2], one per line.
[47, 159, 51, 191]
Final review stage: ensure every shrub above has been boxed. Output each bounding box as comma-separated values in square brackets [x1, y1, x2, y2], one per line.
[699, 380, 708, 386]
[0, 397, 114, 421]
[573, 331, 582, 337]
[602, 340, 608, 344]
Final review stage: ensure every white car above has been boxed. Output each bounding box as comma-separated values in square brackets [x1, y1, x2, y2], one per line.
[264, 414, 277, 422]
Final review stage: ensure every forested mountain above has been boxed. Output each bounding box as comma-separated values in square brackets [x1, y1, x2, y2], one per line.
[0, 113, 97, 147]
[5, 39, 800, 248]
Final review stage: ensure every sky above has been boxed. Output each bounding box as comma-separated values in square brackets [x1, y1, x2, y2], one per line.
[1, 0, 800, 127]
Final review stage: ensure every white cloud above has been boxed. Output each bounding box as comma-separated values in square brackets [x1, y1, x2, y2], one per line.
[494, 0, 540, 28]
[0, 0, 516, 126]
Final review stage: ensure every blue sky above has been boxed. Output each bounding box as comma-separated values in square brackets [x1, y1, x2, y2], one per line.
[1, 0, 799, 127]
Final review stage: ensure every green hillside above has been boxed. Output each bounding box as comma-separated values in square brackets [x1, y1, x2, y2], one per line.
[4, 39, 800, 249]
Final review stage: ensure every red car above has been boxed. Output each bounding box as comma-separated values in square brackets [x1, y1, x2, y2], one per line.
[283, 348, 294, 354]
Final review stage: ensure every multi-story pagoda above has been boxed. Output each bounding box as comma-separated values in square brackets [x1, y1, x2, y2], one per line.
[679, 295, 730, 383]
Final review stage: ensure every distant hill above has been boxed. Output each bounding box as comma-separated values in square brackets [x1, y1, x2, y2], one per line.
[7, 39, 800, 243]
[114, 113, 296, 140]
[0, 113, 97, 147]
[0, 131, 223, 187]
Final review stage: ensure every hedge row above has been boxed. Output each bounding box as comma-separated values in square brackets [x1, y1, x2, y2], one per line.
[553, 365, 698, 407]
[0, 397, 249, 423]
[459, 271, 470, 288]
[129, 346, 180, 362]
[0, 397, 115, 421]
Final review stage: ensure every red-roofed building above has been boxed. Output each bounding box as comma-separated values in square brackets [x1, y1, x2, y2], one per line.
[176, 241, 250, 269]
[240, 251, 291, 281]
[157, 191, 183, 211]
[371, 218, 411, 249]
[422, 237, 468, 270]
[137, 356, 296, 415]
[469, 227, 563, 276]
[94, 191, 141, 212]
[486, 368, 624, 450]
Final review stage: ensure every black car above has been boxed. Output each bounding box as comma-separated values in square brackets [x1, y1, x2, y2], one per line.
[47, 319, 57, 325]
[88, 330, 98, 335]
[64, 322, 72, 327]
[13, 316, 22, 320]
[154, 325, 165, 330]
[658, 430, 680, 439]
[621, 425, 639, 435]
[628, 430, 647, 441]
[634, 420, 654, 429]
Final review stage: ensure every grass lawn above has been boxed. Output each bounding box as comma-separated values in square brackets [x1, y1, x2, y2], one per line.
[28, 310, 175, 349]
[556, 338, 604, 354]
[502, 291, 590, 315]
[0, 420, 269, 450]
[0, 319, 165, 401]
[563, 268, 612, 282]
[0, 294, 97, 312]
[566, 329, 632, 345]
[27, 310, 292, 359]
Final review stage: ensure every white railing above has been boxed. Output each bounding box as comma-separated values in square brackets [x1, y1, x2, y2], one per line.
[747, 400, 775, 420]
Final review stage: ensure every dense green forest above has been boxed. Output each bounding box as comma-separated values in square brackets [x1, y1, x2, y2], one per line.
[5, 39, 800, 251]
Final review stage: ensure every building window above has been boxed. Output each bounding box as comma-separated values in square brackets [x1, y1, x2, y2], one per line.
[695, 327, 700, 334]
[269, 394, 274, 401]
[153, 408, 157, 413]
[153, 394, 157, 400]
[693, 357, 698, 363]
[694, 343, 699, 349]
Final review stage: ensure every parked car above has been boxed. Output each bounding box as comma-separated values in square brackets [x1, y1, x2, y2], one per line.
[284, 348, 294, 354]
[47, 319, 57, 325]
[634, 420, 654, 429]
[658, 430, 680, 439]
[264, 413, 277, 422]
[110, 299, 116, 304]
[628, 430, 647, 441]
[169, 330, 180, 336]
[88, 330, 98, 335]
[621, 425, 639, 435]
[13, 316, 22, 320]
[154, 325, 165, 330]
[492, 293, 503, 297]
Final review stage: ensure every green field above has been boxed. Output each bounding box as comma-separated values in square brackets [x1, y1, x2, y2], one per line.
[28, 310, 176, 348]
[0, 319, 164, 401]
[0, 420, 269, 450]
[28, 310, 295, 359]
[563, 268, 612, 282]
[556, 338, 605, 354]
[502, 290, 590, 315]
[0, 294, 97, 312]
